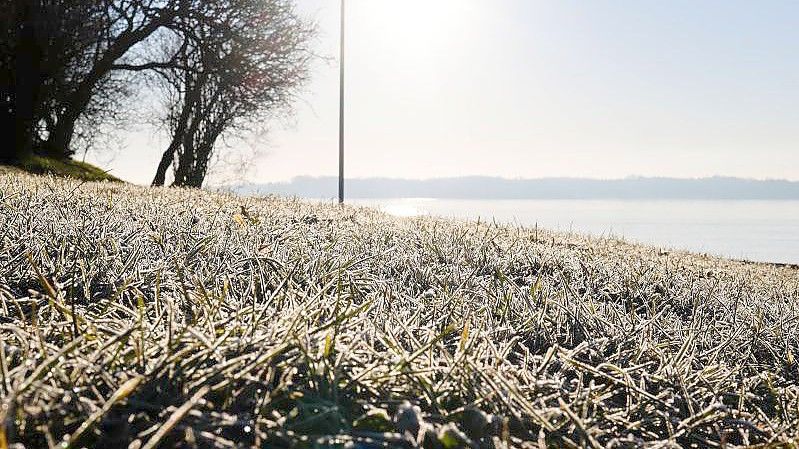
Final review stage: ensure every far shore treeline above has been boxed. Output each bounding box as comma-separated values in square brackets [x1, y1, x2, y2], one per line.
[1, 0, 313, 187]
[242, 176, 799, 200]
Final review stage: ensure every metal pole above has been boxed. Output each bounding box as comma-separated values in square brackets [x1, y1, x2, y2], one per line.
[338, 0, 345, 204]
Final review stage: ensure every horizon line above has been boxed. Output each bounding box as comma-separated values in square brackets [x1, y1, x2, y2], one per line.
[248, 175, 799, 184]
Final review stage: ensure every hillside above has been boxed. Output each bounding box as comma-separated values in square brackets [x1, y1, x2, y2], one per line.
[0, 156, 122, 183]
[0, 172, 798, 448]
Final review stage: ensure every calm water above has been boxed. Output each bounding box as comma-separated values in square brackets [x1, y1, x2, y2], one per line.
[350, 198, 799, 264]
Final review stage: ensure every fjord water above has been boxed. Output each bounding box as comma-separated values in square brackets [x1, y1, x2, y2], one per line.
[351, 199, 799, 264]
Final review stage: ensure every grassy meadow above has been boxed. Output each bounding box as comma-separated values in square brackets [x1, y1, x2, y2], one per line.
[0, 172, 798, 448]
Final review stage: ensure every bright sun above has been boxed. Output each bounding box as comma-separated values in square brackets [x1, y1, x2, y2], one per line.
[354, 0, 478, 61]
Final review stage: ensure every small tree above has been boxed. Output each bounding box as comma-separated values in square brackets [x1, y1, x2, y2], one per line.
[152, 0, 314, 188]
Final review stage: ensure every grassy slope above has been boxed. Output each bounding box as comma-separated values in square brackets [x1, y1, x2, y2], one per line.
[0, 172, 797, 449]
[1, 155, 122, 182]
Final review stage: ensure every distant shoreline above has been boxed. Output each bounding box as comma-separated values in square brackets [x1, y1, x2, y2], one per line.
[237, 176, 799, 200]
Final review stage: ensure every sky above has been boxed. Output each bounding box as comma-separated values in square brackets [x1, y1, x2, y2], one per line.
[89, 0, 799, 184]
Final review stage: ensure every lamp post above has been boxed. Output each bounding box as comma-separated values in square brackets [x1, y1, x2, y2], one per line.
[338, 0, 345, 204]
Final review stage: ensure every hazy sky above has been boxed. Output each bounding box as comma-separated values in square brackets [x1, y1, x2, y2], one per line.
[90, 0, 799, 184]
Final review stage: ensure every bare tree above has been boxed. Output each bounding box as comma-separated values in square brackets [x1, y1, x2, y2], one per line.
[2, 0, 199, 160]
[42, 0, 195, 158]
[151, 0, 314, 188]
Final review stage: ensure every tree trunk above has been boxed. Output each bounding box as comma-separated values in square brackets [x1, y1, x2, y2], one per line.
[153, 74, 198, 186]
[176, 122, 222, 189]
[0, 104, 13, 163]
[12, 0, 42, 162]
[186, 144, 212, 188]
[171, 146, 194, 186]
[171, 105, 203, 187]
[44, 109, 79, 158]
[151, 146, 175, 186]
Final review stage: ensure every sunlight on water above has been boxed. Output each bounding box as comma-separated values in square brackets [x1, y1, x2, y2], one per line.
[352, 198, 799, 264]
[372, 198, 432, 217]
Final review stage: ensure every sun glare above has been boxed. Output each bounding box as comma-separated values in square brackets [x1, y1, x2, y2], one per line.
[355, 0, 477, 61]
